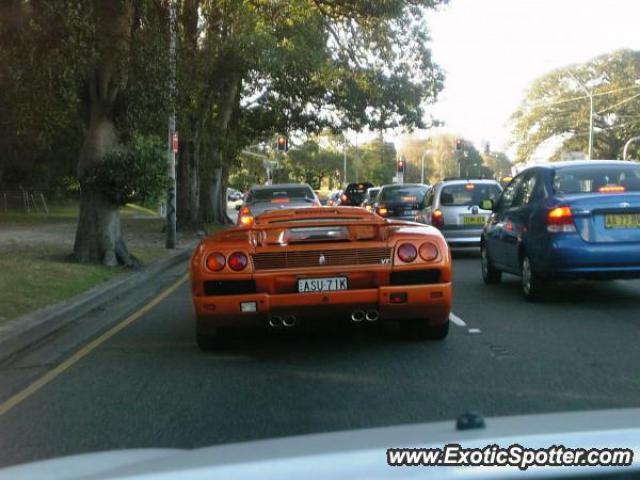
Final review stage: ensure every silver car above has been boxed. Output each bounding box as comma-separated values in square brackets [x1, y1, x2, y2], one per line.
[416, 179, 502, 247]
[236, 183, 319, 225]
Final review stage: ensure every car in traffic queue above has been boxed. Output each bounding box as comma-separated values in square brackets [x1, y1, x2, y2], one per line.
[480, 160, 640, 301]
[190, 206, 452, 349]
[373, 183, 429, 221]
[361, 186, 381, 211]
[236, 183, 319, 226]
[339, 182, 374, 206]
[415, 179, 503, 247]
[326, 190, 342, 206]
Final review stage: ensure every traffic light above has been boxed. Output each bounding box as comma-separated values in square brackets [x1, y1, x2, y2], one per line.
[456, 138, 464, 151]
[397, 158, 405, 173]
[276, 135, 288, 152]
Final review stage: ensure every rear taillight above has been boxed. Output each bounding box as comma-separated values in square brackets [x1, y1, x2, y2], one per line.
[431, 209, 444, 229]
[397, 243, 417, 263]
[228, 252, 248, 271]
[238, 207, 254, 226]
[376, 206, 388, 216]
[239, 215, 254, 226]
[547, 206, 576, 233]
[205, 253, 226, 272]
[419, 242, 439, 261]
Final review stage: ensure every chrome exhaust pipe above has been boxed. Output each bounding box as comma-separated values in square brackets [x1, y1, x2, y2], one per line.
[351, 310, 365, 322]
[268, 315, 283, 328]
[365, 310, 379, 322]
[282, 315, 297, 328]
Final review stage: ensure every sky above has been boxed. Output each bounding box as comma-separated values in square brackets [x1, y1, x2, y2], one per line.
[412, 0, 640, 155]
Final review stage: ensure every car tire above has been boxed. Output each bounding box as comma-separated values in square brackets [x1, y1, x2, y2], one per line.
[481, 243, 502, 284]
[402, 319, 449, 341]
[521, 254, 544, 302]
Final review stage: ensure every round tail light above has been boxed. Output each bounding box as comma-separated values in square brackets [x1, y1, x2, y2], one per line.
[205, 253, 226, 272]
[397, 243, 417, 263]
[419, 242, 439, 261]
[228, 252, 248, 271]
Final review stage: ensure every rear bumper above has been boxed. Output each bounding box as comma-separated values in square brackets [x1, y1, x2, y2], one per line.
[193, 283, 452, 330]
[533, 235, 640, 279]
[441, 228, 483, 247]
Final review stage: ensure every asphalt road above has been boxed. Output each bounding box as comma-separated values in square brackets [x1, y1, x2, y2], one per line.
[1, 250, 640, 468]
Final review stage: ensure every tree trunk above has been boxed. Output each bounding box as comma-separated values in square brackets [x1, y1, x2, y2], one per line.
[177, 139, 200, 227]
[197, 72, 242, 226]
[199, 146, 230, 224]
[72, 0, 136, 267]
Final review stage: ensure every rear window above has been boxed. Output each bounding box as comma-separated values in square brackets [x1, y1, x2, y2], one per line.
[380, 186, 427, 203]
[553, 164, 640, 194]
[440, 183, 502, 206]
[247, 187, 314, 203]
[346, 183, 373, 194]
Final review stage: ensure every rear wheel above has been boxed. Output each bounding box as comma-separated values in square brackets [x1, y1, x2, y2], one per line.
[481, 243, 502, 284]
[402, 318, 449, 341]
[521, 254, 544, 302]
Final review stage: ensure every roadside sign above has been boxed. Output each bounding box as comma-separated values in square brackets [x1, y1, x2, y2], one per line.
[172, 132, 179, 153]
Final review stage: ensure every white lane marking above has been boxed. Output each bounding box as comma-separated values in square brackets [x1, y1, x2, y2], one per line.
[449, 312, 467, 328]
[468, 328, 482, 334]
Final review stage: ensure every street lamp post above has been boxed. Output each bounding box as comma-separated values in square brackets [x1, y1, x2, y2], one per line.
[343, 140, 348, 187]
[568, 71, 594, 160]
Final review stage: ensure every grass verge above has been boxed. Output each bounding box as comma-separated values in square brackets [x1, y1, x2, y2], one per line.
[0, 203, 224, 324]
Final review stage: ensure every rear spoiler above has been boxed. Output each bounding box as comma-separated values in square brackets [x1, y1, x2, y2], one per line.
[251, 208, 386, 229]
[246, 209, 388, 245]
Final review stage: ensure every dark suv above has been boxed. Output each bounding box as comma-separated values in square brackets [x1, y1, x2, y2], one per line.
[340, 182, 374, 206]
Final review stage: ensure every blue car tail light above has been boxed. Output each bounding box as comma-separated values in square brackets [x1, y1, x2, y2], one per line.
[547, 206, 577, 233]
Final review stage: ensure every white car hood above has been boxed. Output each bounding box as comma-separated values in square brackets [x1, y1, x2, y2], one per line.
[1, 408, 639, 480]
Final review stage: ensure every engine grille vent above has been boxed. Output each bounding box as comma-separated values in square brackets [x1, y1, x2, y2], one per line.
[252, 247, 392, 270]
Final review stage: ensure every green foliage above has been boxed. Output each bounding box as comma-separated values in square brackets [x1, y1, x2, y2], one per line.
[84, 135, 169, 206]
[482, 152, 512, 178]
[511, 49, 640, 162]
[354, 138, 397, 185]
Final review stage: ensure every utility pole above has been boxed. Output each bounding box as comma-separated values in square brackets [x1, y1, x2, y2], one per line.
[165, 0, 177, 249]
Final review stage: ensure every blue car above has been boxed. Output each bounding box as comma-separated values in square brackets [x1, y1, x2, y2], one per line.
[480, 160, 640, 301]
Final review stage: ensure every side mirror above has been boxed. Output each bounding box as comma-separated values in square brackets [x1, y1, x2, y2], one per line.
[480, 199, 494, 211]
[235, 204, 242, 211]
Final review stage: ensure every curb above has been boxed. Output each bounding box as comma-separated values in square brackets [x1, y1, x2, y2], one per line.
[0, 243, 196, 364]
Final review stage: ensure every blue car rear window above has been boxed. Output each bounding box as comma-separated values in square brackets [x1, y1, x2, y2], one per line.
[553, 165, 640, 194]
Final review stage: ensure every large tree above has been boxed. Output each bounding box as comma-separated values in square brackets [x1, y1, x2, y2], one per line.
[511, 49, 640, 163]
[72, 0, 137, 266]
[175, 0, 447, 226]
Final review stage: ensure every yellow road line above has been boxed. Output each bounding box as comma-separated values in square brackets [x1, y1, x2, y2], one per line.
[0, 273, 189, 417]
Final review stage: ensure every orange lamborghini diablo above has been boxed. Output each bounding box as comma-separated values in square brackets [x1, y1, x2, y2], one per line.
[190, 206, 452, 349]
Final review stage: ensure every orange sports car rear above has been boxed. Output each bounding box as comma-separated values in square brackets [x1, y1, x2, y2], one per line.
[190, 207, 452, 349]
